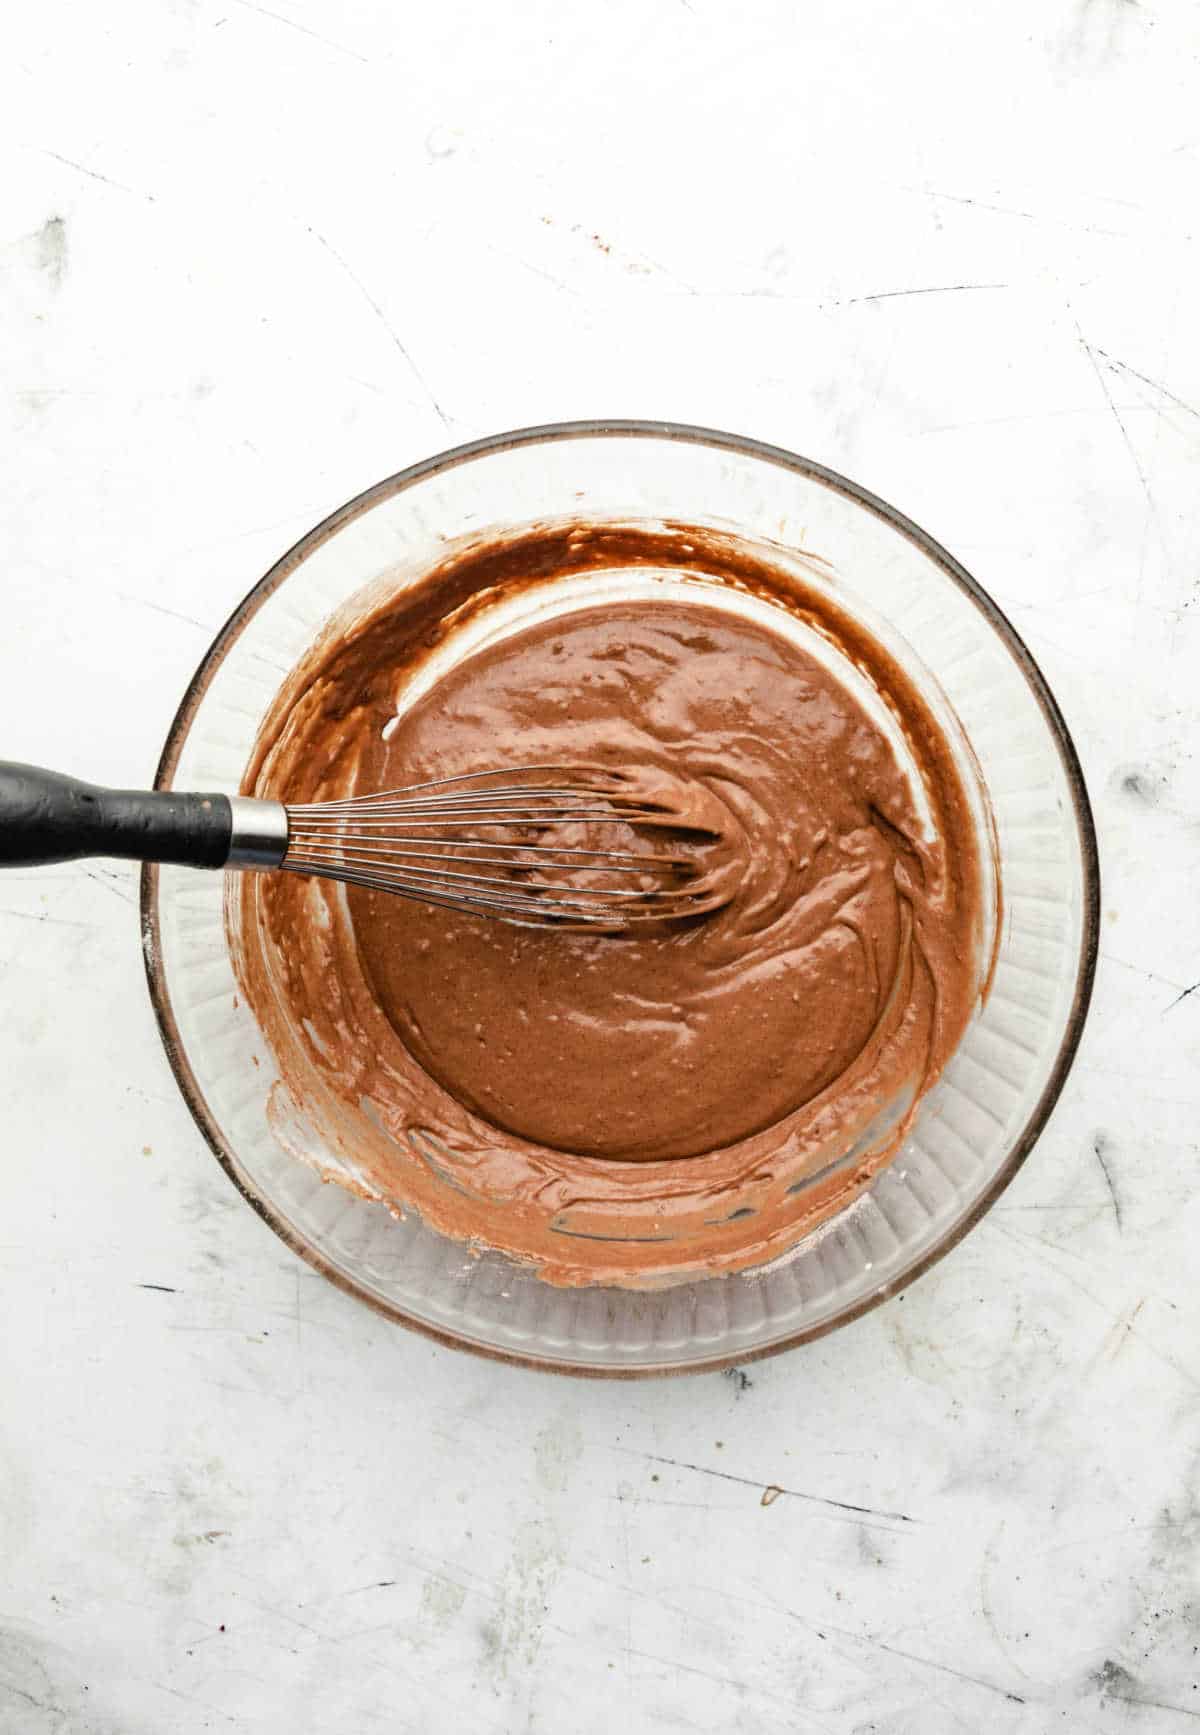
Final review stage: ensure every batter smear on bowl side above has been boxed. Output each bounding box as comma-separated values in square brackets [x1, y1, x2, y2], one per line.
[231, 523, 993, 1287]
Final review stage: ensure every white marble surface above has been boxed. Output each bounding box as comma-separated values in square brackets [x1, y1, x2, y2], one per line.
[3, 1, 1199, 1729]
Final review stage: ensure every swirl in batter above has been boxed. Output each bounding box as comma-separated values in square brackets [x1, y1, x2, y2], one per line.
[232, 523, 991, 1287]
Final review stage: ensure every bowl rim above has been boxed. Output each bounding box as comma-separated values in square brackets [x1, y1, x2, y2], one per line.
[140, 418, 1101, 1378]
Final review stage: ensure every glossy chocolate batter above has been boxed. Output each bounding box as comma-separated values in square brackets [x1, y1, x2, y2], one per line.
[232, 523, 991, 1287]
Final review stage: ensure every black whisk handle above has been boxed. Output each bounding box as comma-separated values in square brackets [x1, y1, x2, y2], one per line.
[0, 760, 234, 869]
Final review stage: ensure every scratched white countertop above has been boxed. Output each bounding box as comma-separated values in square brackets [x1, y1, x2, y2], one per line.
[3, 3, 1199, 1730]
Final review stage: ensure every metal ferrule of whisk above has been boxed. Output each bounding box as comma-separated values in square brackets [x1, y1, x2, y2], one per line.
[226, 795, 291, 868]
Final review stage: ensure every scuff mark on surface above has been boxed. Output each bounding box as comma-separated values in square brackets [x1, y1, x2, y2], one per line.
[1116, 765, 1165, 805]
[630, 1452, 918, 1527]
[306, 225, 452, 430]
[228, 0, 366, 62]
[816, 1624, 1025, 1703]
[533, 1413, 583, 1494]
[847, 282, 1007, 305]
[416, 1574, 466, 1644]
[1095, 348, 1200, 425]
[34, 146, 156, 203]
[1075, 318, 1158, 519]
[36, 216, 67, 288]
[1091, 1131, 1123, 1230]
[480, 1519, 563, 1685]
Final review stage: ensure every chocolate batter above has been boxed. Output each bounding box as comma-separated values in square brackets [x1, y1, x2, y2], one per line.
[232, 523, 992, 1287]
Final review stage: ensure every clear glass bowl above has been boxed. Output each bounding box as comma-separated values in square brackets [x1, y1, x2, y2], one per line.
[142, 422, 1099, 1376]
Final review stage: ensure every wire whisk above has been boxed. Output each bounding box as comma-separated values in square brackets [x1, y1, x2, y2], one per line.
[0, 760, 724, 930]
[282, 766, 719, 926]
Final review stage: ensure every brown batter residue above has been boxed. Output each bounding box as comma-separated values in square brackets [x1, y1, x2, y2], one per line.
[231, 522, 992, 1287]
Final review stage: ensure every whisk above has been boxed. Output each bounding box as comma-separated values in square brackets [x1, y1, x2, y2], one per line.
[0, 760, 716, 928]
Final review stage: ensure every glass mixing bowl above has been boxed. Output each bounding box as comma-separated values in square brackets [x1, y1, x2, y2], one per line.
[142, 422, 1099, 1376]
